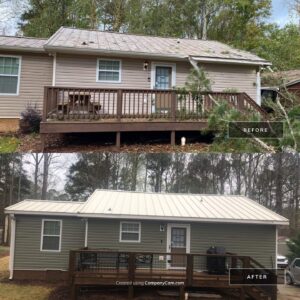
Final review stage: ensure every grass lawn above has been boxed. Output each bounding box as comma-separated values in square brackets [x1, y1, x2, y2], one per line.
[0, 136, 20, 153]
[0, 246, 9, 258]
[0, 256, 54, 300]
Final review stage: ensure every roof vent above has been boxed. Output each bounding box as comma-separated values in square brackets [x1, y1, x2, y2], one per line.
[81, 41, 88, 46]
[108, 208, 112, 212]
[176, 39, 180, 44]
[89, 41, 95, 44]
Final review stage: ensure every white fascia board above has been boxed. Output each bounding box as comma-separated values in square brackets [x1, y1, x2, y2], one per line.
[4, 210, 79, 217]
[190, 56, 272, 66]
[77, 213, 289, 226]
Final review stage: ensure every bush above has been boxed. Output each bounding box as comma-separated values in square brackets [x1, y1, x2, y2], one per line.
[19, 104, 42, 134]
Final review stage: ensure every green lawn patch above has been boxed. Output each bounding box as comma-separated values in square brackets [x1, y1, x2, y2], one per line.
[0, 137, 20, 153]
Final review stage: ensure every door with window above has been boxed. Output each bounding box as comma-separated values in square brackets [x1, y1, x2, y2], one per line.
[153, 65, 174, 113]
[167, 224, 190, 268]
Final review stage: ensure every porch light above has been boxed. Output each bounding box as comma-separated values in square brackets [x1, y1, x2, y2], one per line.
[143, 61, 149, 70]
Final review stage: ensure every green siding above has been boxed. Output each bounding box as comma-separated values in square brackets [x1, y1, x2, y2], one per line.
[88, 219, 167, 252]
[190, 223, 276, 268]
[13, 216, 276, 271]
[88, 219, 276, 268]
[14, 215, 85, 270]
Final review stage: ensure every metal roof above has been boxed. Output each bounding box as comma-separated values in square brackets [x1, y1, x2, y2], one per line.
[5, 190, 288, 225]
[44, 27, 270, 65]
[0, 35, 47, 52]
[5, 199, 83, 215]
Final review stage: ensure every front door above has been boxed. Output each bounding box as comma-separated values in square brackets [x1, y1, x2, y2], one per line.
[167, 224, 190, 269]
[153, 66, 173, 113]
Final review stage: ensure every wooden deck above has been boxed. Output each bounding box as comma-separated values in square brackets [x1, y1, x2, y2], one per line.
[68, 250, 277, 300]
[40, 87, 267, 147]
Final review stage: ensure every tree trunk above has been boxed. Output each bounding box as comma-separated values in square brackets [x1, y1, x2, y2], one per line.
[41, 153, 49, 200]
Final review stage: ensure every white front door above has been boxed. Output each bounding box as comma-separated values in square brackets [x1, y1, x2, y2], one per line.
[166, 224, 190, 269]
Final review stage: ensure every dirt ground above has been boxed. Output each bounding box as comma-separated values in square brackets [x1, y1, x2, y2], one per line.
[16, 132, 211, 153]
[278, 284, 300, 300]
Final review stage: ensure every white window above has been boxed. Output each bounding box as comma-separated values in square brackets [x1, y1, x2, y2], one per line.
[0, 56, 21, 95]
[120, 222, 141, 242]
[97, 59, 121, 83]
[41, 219, 62, 252]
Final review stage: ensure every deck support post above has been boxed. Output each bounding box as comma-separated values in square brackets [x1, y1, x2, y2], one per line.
[70, 284, 77, 300]
[179, 286, 185, 300]
[239, 287, 245, 300]
[116, 132, 121, 149]
[40, 134, 46, 152]
[128, 286, 134, 300]
[171, 131, 175, 146]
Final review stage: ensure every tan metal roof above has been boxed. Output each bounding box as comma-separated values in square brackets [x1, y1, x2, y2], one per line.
[5, 190, 288, 225]
[5, 199, 83, 215]
[44, 27, 270, 65]
[0, 35, 47, 52]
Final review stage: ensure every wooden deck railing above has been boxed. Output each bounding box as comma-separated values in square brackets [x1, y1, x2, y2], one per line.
[43, 87, 267, 122]
[68, 250, 277, 300]
[69, 249, 253, 283]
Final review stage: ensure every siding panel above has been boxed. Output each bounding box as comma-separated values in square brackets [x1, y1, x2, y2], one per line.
[0, 52, 53, 118]
[14, 215, 85, 270]
[56, 54, 258, 102]
[14, 217, 275, 271]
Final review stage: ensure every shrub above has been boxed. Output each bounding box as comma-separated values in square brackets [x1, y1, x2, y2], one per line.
[19, 104, 42, 134]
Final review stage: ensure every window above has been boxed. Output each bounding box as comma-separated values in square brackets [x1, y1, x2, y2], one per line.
[120, 222, 141, 242]
[0, 56, 21, 94]
[97, 59, 121, 83]
[41, 219, 62, 251]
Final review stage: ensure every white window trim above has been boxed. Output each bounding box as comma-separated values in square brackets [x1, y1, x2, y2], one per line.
[0, 54, 22, 96]
[119, 221, 141, 243]
[40, 219, 62, 252]
[96, 58, 122, 83]
[151, 62, 176, 89]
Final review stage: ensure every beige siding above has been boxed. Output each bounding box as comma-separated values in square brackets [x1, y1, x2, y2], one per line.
[55, 54, 150, 89]
[0, 52, 52, 118]
[176, 61, 258, 101]
[55, 54, 258, 102]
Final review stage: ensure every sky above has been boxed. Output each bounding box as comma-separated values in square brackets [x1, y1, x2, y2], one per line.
[0, 0, 297, 36]
[271, 0, 297, 26]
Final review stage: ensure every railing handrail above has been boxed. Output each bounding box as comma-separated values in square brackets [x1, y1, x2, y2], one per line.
[44, 86, 245, 95]
[69, 249, 251, 259]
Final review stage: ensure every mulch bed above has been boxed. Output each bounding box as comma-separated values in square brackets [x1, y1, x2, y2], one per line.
[17, 133, 211, 153]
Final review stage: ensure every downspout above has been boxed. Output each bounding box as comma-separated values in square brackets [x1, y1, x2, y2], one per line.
[275, 226, 278, 269]
[52, 53, 57, 86]
[256, 66, 261, 106]
[9, 214, 16, 280]
[84, 219, 88, 248]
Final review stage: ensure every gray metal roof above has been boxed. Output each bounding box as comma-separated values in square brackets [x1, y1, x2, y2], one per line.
[0, 35, 47, 52]
[44, 27, 270, 65]
[5, 190, 288, 225]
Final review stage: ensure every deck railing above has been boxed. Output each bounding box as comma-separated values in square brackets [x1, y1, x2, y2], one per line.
[69, 249, 252, 283]
[43, 87, 266, 122]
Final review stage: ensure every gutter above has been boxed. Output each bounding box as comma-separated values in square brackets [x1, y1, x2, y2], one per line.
[43, 45, 188, 61]
[9, 214, 16, 280]
[4, 210, 289, 226]
[190, 56, 271, 67]
[0, 46, 46, 53]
